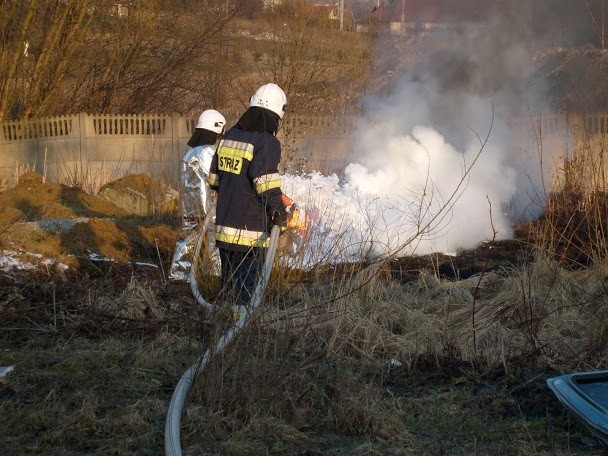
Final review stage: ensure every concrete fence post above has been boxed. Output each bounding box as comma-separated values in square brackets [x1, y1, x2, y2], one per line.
[78, 112, 87, 167]
[172, 113, 181, 163]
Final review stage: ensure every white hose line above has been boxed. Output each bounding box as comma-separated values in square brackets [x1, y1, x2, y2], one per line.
[188, 210, 216, 309]
[165, 226, 281, 456]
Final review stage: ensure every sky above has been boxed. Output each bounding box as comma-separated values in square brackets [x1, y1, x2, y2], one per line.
[282, 1, 600, 266]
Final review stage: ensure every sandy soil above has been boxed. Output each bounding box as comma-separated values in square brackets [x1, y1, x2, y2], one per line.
[0, 172, 181, 273]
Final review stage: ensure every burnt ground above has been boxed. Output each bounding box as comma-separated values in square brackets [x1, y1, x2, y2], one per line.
[390, 237, 535, 283]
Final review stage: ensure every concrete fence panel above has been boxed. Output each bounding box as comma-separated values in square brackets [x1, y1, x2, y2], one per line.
[4, 111, 605, 192]
[0, 113, 197, 187]
[0, 114, 82, 182]
[0, 113, 357, 188]
[82, 113, 180, 183]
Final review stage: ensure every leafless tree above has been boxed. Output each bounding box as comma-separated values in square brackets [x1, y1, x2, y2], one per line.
[242, 4, 372, 116]
[0, 0, 372, 122]
[0, 0, 245, 120]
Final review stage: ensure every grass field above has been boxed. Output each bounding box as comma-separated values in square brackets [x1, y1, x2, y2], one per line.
[2, 196, 608, 454]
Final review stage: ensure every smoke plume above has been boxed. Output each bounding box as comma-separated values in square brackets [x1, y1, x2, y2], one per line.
[283, 1, 600, 264]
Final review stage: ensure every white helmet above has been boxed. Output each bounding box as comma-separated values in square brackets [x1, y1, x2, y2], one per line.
[250, 83, 287, 119]
[195, 109, 226, 134]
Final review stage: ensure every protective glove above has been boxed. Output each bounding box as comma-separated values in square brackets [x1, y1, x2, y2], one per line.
[272, 210, 289, 234]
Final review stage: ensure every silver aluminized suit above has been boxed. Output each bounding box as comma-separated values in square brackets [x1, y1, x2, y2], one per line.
[180, 144, 215, 221]
[169, 143, 219, 281]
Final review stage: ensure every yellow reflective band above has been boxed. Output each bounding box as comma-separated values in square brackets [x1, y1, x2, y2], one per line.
[214, 224, 269, 248]
[207, 173, 219, 187]
[218, 148, 253, 162]
[256, 179, 282, 193]
[215, 233, 269, 248]
[254, 173, 282, 193]
[218, 143, 253, 160]
[216, 224, 265, 238]
[221, 139, 255, 156]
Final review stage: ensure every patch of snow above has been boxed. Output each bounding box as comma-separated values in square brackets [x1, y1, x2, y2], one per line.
[0, 250, 42, 271]
[0, 366, 15, 378]
[88, 252, 116, 263]
[0, 250, 70, 272]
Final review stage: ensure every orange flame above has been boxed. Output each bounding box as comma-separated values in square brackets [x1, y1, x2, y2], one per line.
[288, 209, 307, 232]
[282, 194, 307, 232]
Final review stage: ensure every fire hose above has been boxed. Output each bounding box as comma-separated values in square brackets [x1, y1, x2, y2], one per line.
[164, 225, 281, 456]
[188, 210, 217, 309]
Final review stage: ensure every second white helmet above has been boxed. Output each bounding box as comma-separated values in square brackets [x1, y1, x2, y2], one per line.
[250, 83, 287, 119]
[195, 109, 226, 134]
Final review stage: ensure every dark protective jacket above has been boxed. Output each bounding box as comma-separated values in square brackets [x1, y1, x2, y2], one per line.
[208, 125, 287, 252]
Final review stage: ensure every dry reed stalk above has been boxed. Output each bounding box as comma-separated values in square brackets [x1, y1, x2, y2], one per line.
[90, 277, 164, 320]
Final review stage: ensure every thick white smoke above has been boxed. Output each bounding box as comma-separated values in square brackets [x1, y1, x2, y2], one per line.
[282, 48, 528, 265]
[283, 116, 519, 265]
[282, 2, 597, 266]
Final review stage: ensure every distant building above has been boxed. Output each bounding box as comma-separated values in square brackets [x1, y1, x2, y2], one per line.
[365, 0, 491, 34]
[263, 0, 284, 10]
[296, 1, 339, 21]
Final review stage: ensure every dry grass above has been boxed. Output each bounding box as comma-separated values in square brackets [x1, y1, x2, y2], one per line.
[4, 173, 608, 455]
[173, 251, 608, 455]
[2, 245, 608, 455]
[57, 163, 118, 195]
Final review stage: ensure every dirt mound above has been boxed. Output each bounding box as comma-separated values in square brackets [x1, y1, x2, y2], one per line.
[0, 172, 128, 227]
[0, 172, 181, 271]
[98, 173, 178, 215]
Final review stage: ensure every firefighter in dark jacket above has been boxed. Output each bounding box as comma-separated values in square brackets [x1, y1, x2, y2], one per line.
[208, 83, 289, 307]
